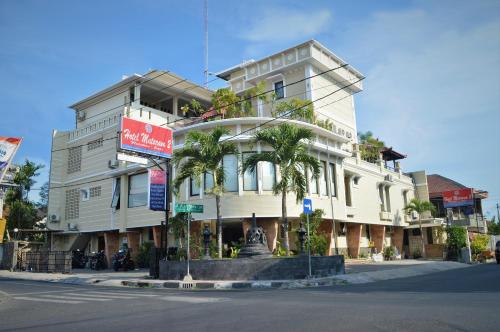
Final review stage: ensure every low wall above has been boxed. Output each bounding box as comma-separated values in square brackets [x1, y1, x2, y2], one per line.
[159, 255, 345, 281]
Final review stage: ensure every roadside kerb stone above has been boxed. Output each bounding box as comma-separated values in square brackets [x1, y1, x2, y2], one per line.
[0, 260, 472, 290]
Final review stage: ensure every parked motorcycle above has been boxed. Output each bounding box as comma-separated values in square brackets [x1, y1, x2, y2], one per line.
[71, 249, 87, 269]
[112, 248, 135, 271]
[89, 250, 107, 270]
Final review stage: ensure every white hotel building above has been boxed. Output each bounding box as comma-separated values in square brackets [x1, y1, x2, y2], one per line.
[47, 40, 422, 263]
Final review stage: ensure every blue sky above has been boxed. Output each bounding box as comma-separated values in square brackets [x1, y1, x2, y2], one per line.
[1, 0, 499, 217]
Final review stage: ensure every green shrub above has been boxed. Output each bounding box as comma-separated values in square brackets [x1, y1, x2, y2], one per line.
[447, 226, 467, 251]
[136, 242, 153, 268]
[384, 246, 395, 260]
[413, 249, 422, 259]
[470, 234, 490, 255]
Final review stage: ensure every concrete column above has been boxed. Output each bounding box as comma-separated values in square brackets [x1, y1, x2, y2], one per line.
[172, 96, 179, 116]
[260, 219, 279, 252]
[133, 84, 141, 108]
[346, 223, 362, 258]
[127, 231, 141, 261]
[371, 224, 386, 253]
[152, 226, 162, 248]
[392, 226, 404, 254]
[119, 174, 128, 232]
[104, 231, 120, 267]
[318, 219, 334, 256]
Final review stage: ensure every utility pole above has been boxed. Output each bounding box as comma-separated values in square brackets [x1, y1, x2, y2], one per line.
[496, 203, 500, 224]
[203, 0, 208, 87]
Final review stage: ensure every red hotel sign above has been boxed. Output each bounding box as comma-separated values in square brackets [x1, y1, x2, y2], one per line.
[120, 117, 173, 158]
[443, 188, 473, 208]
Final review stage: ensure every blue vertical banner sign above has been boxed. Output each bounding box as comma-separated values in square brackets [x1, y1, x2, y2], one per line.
[148, 169, 166, 211]
[303, 198, 313, 215]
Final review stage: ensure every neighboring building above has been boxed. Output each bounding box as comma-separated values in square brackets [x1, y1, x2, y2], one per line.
[427, 174, 488, 233]
[48, 40, 418, 261]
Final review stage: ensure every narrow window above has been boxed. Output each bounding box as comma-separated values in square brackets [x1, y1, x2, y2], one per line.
[329, 163, 337, 197]
[261, 162, 276, 191]
[310, 167, 319, 195]
[379, 185, 385, 211]
[111, 178, 121, 210]
[128, 173, 148, 207]
[190, 177, 200, 196]
[385, 186, 391, 212]
[243, 153, 257, 191]
[274, 81, 284, 99]
[426, 227, 433, 244]
[204, 172, 214, 193]
[344, 176, 352, 206]
[223, 155, 238, 192]
[319, 161, 328, 196]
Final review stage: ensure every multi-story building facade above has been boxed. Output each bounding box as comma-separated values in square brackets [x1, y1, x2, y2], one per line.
[48, 40, 417, 262]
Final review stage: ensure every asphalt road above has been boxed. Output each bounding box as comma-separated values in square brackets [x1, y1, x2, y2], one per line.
[0, 263, 499, 332]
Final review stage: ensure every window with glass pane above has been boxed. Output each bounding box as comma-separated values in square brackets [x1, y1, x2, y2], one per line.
[204, 172, 214, 192]
[310, 166, 319, 194]
[223, 155, 238, 192]
[329, 163, 337, 197]
[262, 161, 276, 191]
[128, 173, 147, 208]
[274, 81, 284, 99]
[111, 178, 120, 209]
[190, 177, 200, 196]
[243, 153, 257, 191]
[319, 161, 328, 196]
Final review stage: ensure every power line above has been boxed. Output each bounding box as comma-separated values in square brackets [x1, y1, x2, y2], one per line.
[50, 69, 357, 154]
[37, 77, 362, 191]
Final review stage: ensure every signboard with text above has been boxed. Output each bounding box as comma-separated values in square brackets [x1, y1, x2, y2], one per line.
[303, 198, 312, 215]
[0, 137, 22, 183]
[148, 170, 166, 211]
[175, 203, 204, 213]
[443, 188, 473, 208]
[120, 117, 173, 158]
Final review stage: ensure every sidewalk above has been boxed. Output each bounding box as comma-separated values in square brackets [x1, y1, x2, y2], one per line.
[0, 260, 471, 290]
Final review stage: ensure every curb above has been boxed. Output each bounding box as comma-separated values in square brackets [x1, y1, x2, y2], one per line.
[0, 261, 472, 291]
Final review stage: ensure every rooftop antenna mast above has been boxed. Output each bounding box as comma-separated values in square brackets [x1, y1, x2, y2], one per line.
[203, 0, 208, 88]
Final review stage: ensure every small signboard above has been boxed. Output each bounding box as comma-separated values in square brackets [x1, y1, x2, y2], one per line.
[148, 170, 166, 211]
[117, 152, 148, 165]
[175, 203, 204, 213]
[120, 117, 173, 159]
[303, 198, 313, 215]
[443, 188, 473, 208]
[0, 137, 22, 183]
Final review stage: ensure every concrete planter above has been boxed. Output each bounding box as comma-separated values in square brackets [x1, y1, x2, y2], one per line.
[159, 255, 345, 281]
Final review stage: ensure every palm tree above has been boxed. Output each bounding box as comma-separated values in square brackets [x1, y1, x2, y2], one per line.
[242, 122, 320, 256]
[172, 127, 238, 259]
[404, 198, 436, 258]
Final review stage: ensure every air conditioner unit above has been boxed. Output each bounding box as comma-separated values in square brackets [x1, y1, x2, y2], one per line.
[108, 159, 119, 169]
[77, 110, 86, 121]
[384, 174, 393, 182]
[68, 223, 79, 231]
[49, 214, 60, 223]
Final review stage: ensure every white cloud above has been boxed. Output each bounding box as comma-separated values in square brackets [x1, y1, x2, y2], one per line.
[241, 8, 331, 43]
[340, 3, 500, 215]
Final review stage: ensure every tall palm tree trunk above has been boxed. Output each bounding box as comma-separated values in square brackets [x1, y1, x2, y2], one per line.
[282, 191, 290, 256]
[216, 194, 222, 259]
[419, 216, 426, 258]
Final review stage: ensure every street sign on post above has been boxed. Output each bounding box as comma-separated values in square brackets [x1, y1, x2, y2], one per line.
[175, 203, 204, 214]
[303, 198, 313, 215]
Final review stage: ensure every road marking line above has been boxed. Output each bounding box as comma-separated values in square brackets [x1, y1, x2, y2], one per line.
[41, 295, 111, 302]
[67, 292, 134, 299]
[13, 296, 83, 304]
[91, 292, 160, 297]
[160, 296, 227, 304]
